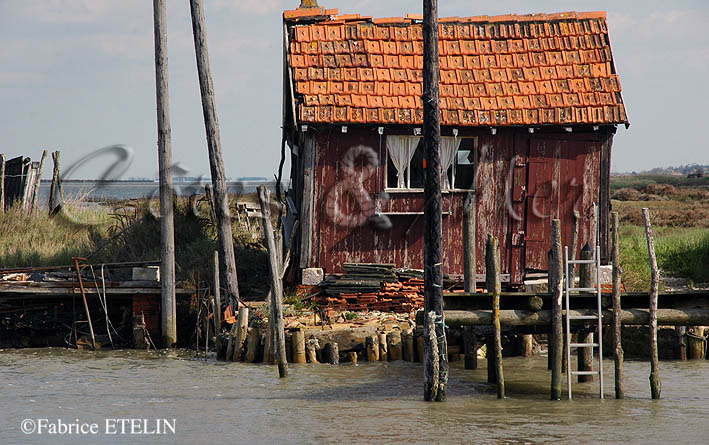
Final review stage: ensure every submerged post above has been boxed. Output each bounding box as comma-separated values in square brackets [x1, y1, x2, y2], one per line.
[153, 0, 177, 347]
[422, 0, 447, 402]
[258, 185, 288, 377]
[463, 192, 476, 293]
[189, 0, 241, 310]
[611, 212, 624, 398]
[642, 208, 661, 399]
[550, 219, 563, 400]
[486, 235, 504, 399]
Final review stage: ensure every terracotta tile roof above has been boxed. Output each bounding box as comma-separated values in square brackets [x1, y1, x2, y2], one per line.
[284, 9, 628, 127]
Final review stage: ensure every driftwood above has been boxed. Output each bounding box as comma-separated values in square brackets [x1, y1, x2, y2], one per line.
[642, 208, 661, 399]
[486, 235, 504, 398]
[611, 212, 624, 398]
[258, 185, 287, 377]
[153, 0, 177, 347]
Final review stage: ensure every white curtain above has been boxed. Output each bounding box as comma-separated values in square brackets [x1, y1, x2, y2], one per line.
[387, 135, 420, 188]
[440, 136, 461, 189]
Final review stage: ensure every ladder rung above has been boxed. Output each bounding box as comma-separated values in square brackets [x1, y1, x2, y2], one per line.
[571, 370, 599, 376]
[570, 342, 599, 348]
[568, 315, 598, 320]
[567, 259, 596, 264]
[569, 287, 598, 292]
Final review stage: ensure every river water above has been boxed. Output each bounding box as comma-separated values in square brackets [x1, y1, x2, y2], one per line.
[1, 349, 707, 444]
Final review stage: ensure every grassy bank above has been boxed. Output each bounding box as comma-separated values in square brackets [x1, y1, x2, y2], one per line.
[0, 196, 271, 299]
[618, 223, 709, 291]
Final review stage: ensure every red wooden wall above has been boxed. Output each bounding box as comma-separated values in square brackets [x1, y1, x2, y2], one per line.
[303, 126, 611, 285]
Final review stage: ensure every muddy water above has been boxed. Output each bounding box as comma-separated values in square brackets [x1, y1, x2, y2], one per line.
[1, 349, 707, 444]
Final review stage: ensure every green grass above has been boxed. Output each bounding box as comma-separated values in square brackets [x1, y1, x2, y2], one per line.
[611, 174, 709, 193]
[618, 223, 709, 291]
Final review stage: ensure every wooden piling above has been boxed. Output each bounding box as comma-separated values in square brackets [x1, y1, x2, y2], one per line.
[463, 192, 476, 293]
[347, 352, 358, 364]
[402, 329, 415, 362]
[232, 306, 249, 361]
[463, 326, 477, 369]
[486, 338, 496, 383]
[422, 0, 448, 403]
[153, 0, 177, 348]
[518, 335, 534, 358]
[213, 251, 221, 330]
[259, 185, 287, 377]
[674, 326, 687, 360]
[378, 332, 388, 361]
[189, 0, 240, 310]
[30, 150, 47, 214]
[687, 327, 705, 359]
[388, 331, 403, 361]
[424, 311, 441, 396]
[486, 235, 504, 398]
[549, 219, 564, 400]
[244, 327, 260, 363]
[306, 338, 319, 363]
[415, 333, 424, 363]
[642, 207, 661, 399]
[0, 153, 5, 213]
[133, 313, 148, 349]
[578, 244, 594, 382]
[292, 328, 306, 364]
[323, 342, 339, 364]
[365, 335, 379, 361]
[611, 211, 624, 398]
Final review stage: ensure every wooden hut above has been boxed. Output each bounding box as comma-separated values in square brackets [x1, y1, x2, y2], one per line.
[281, 5, 628, 286]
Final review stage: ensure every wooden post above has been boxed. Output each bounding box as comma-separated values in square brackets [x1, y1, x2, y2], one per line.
[388, 331, 403, 361]
[486, 235, 504, 398]
[133, 313, 148, 349]
[518, 335, 534, 358]
[687, 327, 705, 359]
[189, 0, 240, 309]
[402, 329, 415, 362]
[674, 326, 687, 360]
[292, 328, 306, 364]
[153, 0, 177, 347]
[423, 0, 448, 403]
[213, 251, 221, 329]
[245, 327, 260, 363]
[378, 332, 388, 361]
[30, 150, 47, 214]
[323, 342, 339, 364]
[463, 326, 477, 369]
[463, 192, 476, 293]
[0, 153, 5, 213]
[416, 333, 424, 363]
[568, 210, 580, 287]
[486, 337, 496, 383]
[258, 185, 288, 377]
[550, 219, 563, 400]
[306, 338, 319, 363]
[424, 311, 441, 395]
[366, 335, 379, 361]
[347, 352, 358, 364]
[232, 306, 249, 361]
[578, 243, 594, 382]
[72, 257, 96, 350]
[611, 211, 624, 398]
[642, 207, 661, 399]
[49, 151, 64, 212]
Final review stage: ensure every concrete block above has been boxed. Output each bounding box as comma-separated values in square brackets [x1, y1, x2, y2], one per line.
[302, 267, 324, 285]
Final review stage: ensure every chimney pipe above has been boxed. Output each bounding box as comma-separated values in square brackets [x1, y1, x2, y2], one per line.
[299, 0, 319, 9]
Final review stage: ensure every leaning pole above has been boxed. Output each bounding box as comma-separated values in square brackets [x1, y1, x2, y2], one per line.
[153, 0, 177, 347]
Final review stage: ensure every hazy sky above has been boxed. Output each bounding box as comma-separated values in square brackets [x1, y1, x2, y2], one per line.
[1, 0, 707, 179]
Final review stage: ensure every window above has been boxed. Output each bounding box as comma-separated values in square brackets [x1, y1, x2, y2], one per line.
[386, 135, 477, 191]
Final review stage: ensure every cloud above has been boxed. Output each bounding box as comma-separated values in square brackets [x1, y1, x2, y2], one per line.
[213, 0, 284, 16]
[0, 71, 42, 85]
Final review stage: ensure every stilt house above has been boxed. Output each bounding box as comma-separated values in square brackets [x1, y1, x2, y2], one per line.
[281, 4, 628, 286]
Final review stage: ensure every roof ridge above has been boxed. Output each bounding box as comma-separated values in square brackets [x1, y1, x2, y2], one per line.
[283, 9, 607, 23]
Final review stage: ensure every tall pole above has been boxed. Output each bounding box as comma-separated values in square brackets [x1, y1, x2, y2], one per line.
[423, 0, 447, 402]
[549, 219, 564, 400]
[189, 0, 241, 309]
[153, 0, 177, 347]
